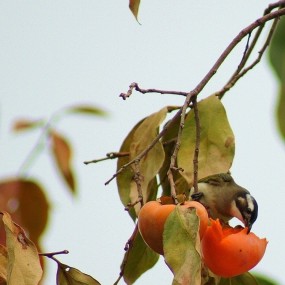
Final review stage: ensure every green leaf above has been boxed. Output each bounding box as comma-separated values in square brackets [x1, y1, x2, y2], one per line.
[276, 83, 285, 140]
[163, 206, 201, 285]
[129, 107, 167, 203]
[129, 0, 140, 21]
[56, 262, 101, 285]
[269, 17, 285, 82]
[117, 119, 144, 221]
[178, 95, 235, 186]
[252, 273, 279, 285]
[3, 212, 43, 285]
[269, 17, 285, 141]
[117, 107, 169, 219]
[219, 272, 258, 285]
[122, 230, 159, 285]
[66, 105, 107, 117]
[159, 114, 189, 196]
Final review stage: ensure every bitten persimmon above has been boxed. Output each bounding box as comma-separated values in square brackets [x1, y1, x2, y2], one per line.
[201, 219, 268, 277]
[138, 200, 209, 255]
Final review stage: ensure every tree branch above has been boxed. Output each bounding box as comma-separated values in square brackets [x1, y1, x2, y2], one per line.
[84, 152, 129, 165]
[105, 108, 183, 185]
[192, 96, 200, 194]
[110, 3, 285, 188]
[120, 82, 188, 100]
[217, 3, 283, 98]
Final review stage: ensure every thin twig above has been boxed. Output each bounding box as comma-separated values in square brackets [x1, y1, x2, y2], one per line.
[166, 6, 285, 194]
[84, 152, 129, 165]
[105, 109, 183, 185]
[113, 224, 139, 285]
[217, 3, 284, 98]
[167, 93, 194, 202]
[190, 6, 285, 100]
[238, 32, 252, 69]
[120, 82, 188, 99]
[125, 160, 144, 210]
[234, 16, 280, 79]
[17, 121, 50, 176]
[192, 96, 200, 194]
[110, 4, 285, 186]
[39, 249, 69, 257]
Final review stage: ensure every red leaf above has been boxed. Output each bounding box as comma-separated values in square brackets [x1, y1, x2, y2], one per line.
[50, 131, 76, 194]
[11, 118, 43, 132]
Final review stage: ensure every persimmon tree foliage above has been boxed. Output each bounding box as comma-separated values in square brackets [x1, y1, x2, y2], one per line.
[0, 1, 285, 285]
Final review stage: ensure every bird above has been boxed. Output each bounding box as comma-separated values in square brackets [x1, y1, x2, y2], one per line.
[189, 173, 258, 232]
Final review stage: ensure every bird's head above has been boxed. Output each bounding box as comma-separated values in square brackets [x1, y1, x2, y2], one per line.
[232, 192, 258, 233]
[192, 173, 258, 232]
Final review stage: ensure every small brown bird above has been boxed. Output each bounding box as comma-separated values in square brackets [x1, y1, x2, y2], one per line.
[190, 173, 258, 232]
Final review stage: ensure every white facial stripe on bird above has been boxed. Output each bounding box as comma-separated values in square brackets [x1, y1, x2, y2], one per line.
[229, 200, 244, 224]
[246, 194, 254, 212]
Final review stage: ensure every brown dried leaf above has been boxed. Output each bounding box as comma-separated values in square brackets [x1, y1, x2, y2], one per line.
[3, 212, 42, 285]
[51, 131, 76, 194]
[12, 118, 43, 132]
[0, 245, 8, 284]
[129, 0, 140, 21]
[0, 179, 49, 249]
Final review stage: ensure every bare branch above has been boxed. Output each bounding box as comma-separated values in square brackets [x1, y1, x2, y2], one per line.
[216, 3, 284, 98]
[125, 160, 144, 210]
[84, 152, 129, 165]
[39, 250, 69, 258]
[105, 108, 183, 185]
[120, 82, 188, 99]
[192, 97, 200, 194]
[110, 3, 285, 187]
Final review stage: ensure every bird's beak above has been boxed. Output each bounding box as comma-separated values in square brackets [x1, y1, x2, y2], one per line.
[245, 219, 252, 234]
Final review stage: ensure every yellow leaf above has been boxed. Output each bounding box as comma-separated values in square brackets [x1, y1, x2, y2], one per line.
[117, 119, 144, 221]
[0, 245, 7, 284]
[56, 262, 101, 285]
[117, 107, 170, 218]
[3, 212, 42, 285]
[66, 105, 107, 117]
[129, 107, 167, 202]
[51, 131, 76, 194]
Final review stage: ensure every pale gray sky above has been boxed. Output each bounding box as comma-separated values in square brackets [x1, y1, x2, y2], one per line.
[0, 1, 284, 284]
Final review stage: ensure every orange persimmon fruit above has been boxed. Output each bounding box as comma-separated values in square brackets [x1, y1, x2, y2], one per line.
[201, 219, 268, 277]
[138, 200, 209, 255]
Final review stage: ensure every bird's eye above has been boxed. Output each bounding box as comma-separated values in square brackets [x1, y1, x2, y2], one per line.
[246, 208, 252, 214]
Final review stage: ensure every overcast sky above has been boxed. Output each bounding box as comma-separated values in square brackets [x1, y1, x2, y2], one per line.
[0, 1, 284, 284]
